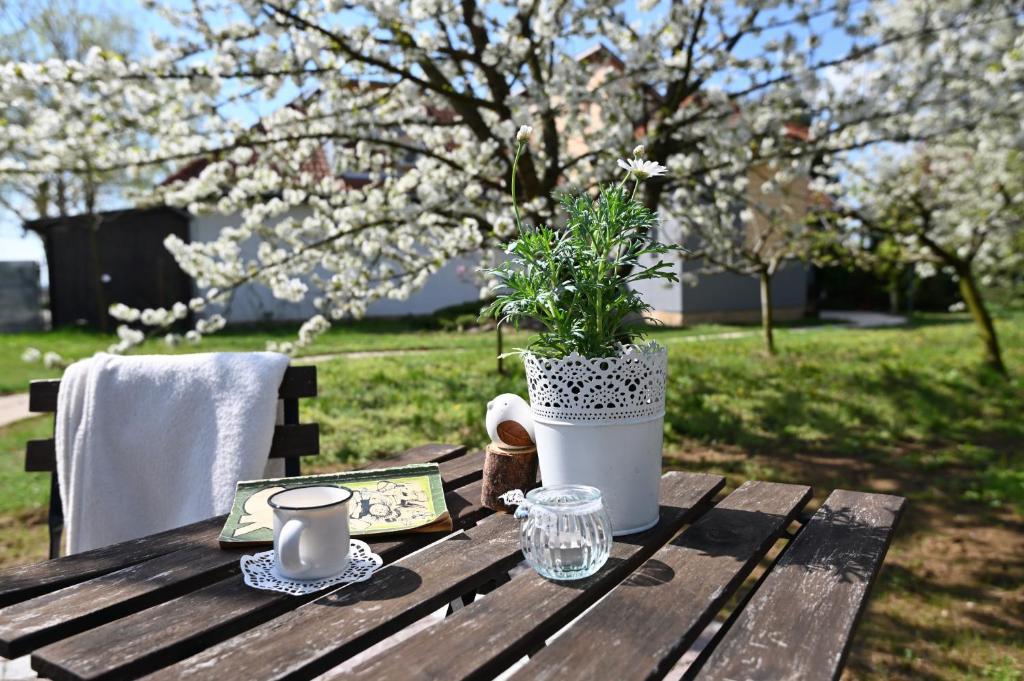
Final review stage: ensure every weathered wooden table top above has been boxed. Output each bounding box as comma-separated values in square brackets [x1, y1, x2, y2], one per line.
[0, 443, 905, 681]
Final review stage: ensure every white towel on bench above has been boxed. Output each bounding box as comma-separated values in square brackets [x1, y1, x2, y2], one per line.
[55, 352, 290, 554]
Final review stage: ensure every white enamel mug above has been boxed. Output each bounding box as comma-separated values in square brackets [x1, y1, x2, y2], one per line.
[268, 485, 353, 580]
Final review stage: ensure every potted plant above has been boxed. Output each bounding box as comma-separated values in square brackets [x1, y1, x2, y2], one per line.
[482, 126, 679, 535]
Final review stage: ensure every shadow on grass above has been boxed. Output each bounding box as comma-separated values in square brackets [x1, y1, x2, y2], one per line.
[847, 552, 1024, 681]
[666, 358, 1016, 458]
[662, 330, 1023, 540]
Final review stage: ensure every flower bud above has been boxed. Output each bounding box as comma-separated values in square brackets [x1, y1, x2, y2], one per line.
[516, 125, 533, 143]
[633, 144, 645, 158]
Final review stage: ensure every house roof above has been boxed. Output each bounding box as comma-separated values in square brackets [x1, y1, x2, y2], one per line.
[574, 45, 811, 142]
[23, 206, 190, 234]
[160, 92, 333, 187]
[576, 44, 625, 70]
[159, 145, 332, 187]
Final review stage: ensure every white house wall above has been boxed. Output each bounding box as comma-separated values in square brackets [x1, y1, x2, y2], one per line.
[188, 210, 485, 323]
[363, 255, 485, 317]
[681, 260, 810, 314]
[628, 216, 811, 324]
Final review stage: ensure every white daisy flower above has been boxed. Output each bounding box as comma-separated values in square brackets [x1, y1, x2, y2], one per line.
[617, 158, 668, 181]
[516, 124, 533, 143]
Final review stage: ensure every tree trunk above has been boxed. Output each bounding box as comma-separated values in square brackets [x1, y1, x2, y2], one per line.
[759, 269, 776, 356]
[903, 268, 917, 315]
[496, 323, 505, 375]
[957, 266, 1006, 375]
[887, 274, 900, 314]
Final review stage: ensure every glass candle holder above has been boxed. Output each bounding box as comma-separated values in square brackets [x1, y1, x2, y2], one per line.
[513, 485, 613, 581]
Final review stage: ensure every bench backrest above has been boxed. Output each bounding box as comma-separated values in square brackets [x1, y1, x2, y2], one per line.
[26, 364, 320, 558]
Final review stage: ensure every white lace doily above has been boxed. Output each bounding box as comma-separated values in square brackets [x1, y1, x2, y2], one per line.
[523, 342, 667, 423]
[240, 539, 382, 596]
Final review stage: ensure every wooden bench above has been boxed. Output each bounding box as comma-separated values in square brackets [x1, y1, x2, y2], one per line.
[24, 365, 321, 559]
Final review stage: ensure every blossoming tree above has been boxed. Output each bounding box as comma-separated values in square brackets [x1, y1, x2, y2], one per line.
[0, 0, 141, 223]
[671, 0, 1022, 356]
[0, 1, 145, 333]
[0, 0, 1018, 358]
[817, 139, 1022, 374]
[809, 0, 1023, 373]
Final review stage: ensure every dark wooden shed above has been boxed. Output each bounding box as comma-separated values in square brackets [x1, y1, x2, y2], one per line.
[24, 207, 192, 330]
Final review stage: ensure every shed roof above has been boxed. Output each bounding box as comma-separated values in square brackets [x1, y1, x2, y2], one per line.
[23, 205, 190, 234]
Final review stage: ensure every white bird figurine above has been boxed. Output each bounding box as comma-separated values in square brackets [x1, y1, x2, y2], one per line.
[486, 394, 535, 447]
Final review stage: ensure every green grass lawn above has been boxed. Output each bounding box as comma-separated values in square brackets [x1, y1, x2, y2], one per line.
[0, 314, 829, 395]
[0, 320, 526, 395]
[0, 310, 1020, 679]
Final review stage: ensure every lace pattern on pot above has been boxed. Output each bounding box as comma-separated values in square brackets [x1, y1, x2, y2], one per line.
[240, 539, 382, 596]
[523, 343, 667, 423]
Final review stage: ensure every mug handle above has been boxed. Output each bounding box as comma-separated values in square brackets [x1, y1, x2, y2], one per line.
[278, 518, 307, 574]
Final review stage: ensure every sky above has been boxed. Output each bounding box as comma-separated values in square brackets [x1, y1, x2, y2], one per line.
[0, 0, 857, 284]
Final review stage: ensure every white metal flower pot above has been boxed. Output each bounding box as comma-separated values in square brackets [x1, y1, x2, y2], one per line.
[523, 343, 667, 536]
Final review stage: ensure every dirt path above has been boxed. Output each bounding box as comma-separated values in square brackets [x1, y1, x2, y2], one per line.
[0, 393, 30, 429]
[293, 346, 470, 364]
[819, 310, 908, 328]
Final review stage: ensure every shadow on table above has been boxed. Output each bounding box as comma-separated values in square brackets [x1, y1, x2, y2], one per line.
[320, 565, 423, 606]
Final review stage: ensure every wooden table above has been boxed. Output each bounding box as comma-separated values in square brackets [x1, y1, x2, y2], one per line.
[0, 443, 905, 681]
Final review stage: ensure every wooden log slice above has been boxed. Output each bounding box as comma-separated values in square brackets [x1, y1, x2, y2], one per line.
[481, 442, 538, 512]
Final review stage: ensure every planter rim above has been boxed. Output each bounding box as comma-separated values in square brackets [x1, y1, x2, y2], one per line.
[522, 342, 667, 424]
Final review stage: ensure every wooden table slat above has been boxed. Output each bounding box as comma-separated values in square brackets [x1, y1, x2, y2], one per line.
[365, 443, 469, 468]
[0, 444, 480, 664]
[508, 480, 813, 681]
[0, 436, 904, 681]
[98, 513, 524, 681]
[4, 475, 485, 665]
[0, 443, 470, 611]
[0, 535, 234, 659]
[435, 449, 485, 490]
[0, 516, 224, 609]
[29, 478, 494, 681]
[691, 489, 906, 681]
[339, 472, 728, 681]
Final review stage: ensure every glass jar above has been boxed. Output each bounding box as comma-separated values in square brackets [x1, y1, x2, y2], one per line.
[513, 485, 613, 581]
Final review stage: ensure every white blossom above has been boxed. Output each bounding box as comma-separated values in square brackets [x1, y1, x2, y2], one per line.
[297, 314, 330, 347]
[195, 314, 226, 335]
[108, 303, 141, 323]
[42, 352, 64, 369]
[0, 0, 1016, 359]
[617, 158, 668, 181]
